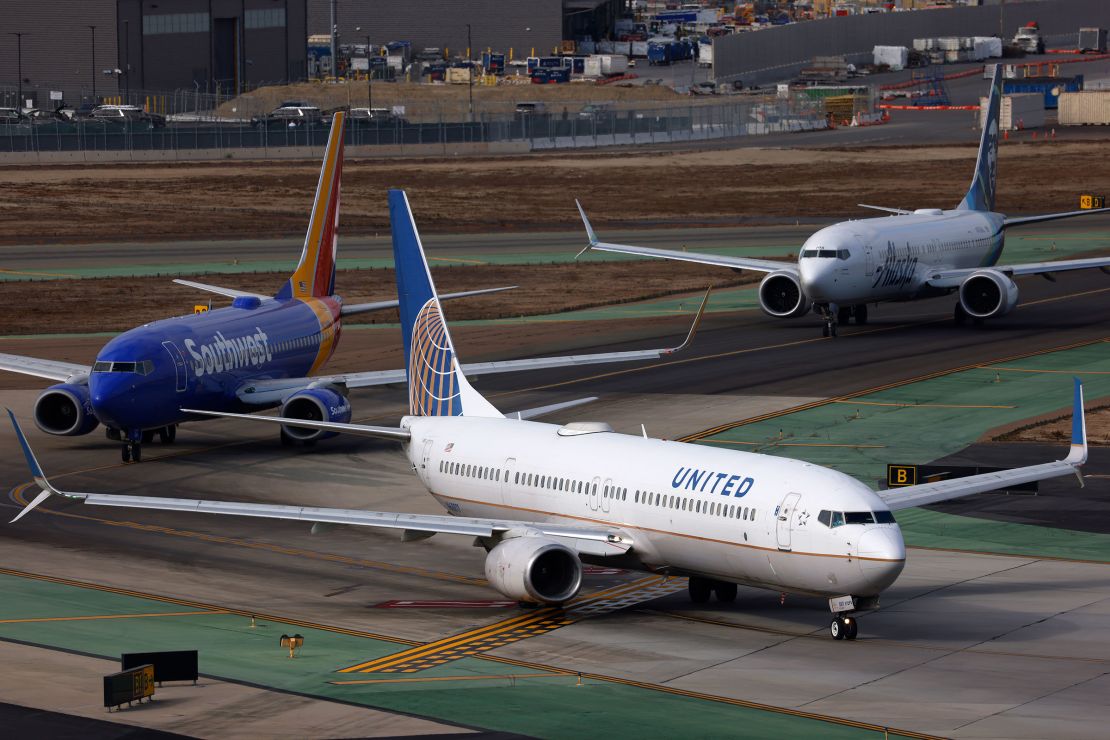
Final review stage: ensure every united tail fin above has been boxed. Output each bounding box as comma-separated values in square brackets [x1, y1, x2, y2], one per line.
[957, 65, 1002, 212]
[277, 112, 345, 300]
[388, 189, 502, 419]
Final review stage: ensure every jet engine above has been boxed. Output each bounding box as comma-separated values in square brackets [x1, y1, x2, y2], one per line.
[484, 537, 583, 605]
[758, 272, 810, 318]
[279, 387, 351, 442]
[959, 270, 1019, 319]
[34, 383, 100, 436]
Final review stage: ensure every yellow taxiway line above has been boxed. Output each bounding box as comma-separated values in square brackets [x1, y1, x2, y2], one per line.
[330, 672, 567, 685]
[0, 609, 228, 624]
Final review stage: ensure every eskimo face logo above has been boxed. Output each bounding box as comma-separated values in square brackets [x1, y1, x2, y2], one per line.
[408, 300, 460, 416]
[983, 119, 998, 208]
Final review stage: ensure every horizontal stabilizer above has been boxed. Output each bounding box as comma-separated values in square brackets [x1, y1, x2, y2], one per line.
[172, 279, 267, 300]
[857, 204, 914, 215]
[509, 397, 598, 421]
[339, 285, 516, 317]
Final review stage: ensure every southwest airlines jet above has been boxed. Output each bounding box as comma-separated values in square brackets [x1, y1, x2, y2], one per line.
[8, 189, 1090, 641]
[576, 66, 1110, 336]
[0, 114, 698, 462]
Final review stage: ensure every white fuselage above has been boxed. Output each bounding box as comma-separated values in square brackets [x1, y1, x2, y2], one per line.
[401, 415, 905, 599]
[798, 209, 1006, 305]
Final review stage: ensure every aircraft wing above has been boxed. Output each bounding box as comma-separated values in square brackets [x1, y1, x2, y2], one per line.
[878, 379, 1087, 512]
[0, 353, 91, 382]
[6, 410, 630, 558]
[925, 256, 1110, 289]
[234, 287, 710, 405]
[575, 201, 795, 275]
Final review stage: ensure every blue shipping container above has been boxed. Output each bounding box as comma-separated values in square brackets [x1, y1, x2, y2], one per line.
[1003, 75, 1083, 109]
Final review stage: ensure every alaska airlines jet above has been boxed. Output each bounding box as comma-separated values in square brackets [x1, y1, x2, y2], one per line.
[8, 189, 1090, 640]
[0, 115, 699, 462]
[576, 66, 1110, 336]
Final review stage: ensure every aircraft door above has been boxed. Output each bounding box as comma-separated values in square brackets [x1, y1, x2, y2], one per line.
[418, 439, 434, 483]
[602, 478, 613, 514]
[501, 458, 517, 504]
[162, 341, 188, 392]
[863, 243, 875, 277]
[776, 492, 801, 551]
[589, 476, 601, 511]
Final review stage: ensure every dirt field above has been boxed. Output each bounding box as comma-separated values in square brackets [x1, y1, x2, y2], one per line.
[0, 261, 748, 336]
[3, 141, 1110, 246]
[994, 404, 1110, 446]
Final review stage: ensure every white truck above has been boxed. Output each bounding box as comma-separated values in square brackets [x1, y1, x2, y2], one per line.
[698, 40, 713, 68]
[1012, 23, 1045, 54]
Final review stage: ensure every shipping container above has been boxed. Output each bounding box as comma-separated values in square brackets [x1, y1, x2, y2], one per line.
[1058, 91, 1110, 125]
[873, 46, 908, 70]
[1078, 28, 1107, 53]
[979, 94, 1045, 131]
[1004, 75, 1083, 109]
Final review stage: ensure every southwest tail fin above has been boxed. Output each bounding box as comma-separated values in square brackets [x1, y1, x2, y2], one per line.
[957, 65, 1002, 212]
[277, 112, 345, 300]
[388, 189, 502, 419]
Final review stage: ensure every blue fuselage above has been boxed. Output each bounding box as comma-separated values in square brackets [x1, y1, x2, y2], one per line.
[89, 296, 341, 438]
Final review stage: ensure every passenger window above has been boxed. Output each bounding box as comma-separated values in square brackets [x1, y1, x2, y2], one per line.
[514, 472, 519, 484]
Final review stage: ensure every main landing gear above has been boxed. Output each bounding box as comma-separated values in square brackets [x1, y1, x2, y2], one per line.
[830, 615, 859, 640]
[120, 424, 177, 463]
[953, 302, 984, 327]
[688, 576, 738, 604]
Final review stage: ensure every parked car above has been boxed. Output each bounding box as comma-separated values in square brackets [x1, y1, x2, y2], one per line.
[0, 107, 27, 125]
[577, 103, 612, 121]
[25, 108, 69, 124]
[251, 102, 324, 128]
[514, 101, 547, 116]
[90, 105, 167, 128]
[349, 107, 405, 125]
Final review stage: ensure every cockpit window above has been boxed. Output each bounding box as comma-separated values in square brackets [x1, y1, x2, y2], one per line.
[844, 511, 876, 525]
[820, 510, 893, 527]
[837, 249, 850, 260]
[91, 360, 153, 375]
[801, 249, 820, 258]
[874, 510, 896, 524]
[803, 249, 843, 259]
[818, 249, 838, 258]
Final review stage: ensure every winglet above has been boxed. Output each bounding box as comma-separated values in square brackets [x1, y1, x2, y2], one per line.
[1064, 377, 1087, 466]
[6, 409, 68, 524]
[575, 199, 598, 259]
[662, 286, 712, 355]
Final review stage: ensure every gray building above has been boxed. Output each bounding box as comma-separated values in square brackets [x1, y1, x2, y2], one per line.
[305, 1, 621, 61]
[1, 1, 308, 108]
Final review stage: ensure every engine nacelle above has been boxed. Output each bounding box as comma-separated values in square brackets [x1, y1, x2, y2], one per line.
[483, 537, 583, 605]
[280, 387, 351, 442]
[959, 270, 1019, 319]
[34, 383, 99, 436]
[758, 272, 810, 318]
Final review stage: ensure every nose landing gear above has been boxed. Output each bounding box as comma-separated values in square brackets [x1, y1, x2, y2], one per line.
[830, 615, 859, 640]
[120, 425, 176, 463]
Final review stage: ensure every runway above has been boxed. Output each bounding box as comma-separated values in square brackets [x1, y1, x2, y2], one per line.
[0, 223, 1108, 737]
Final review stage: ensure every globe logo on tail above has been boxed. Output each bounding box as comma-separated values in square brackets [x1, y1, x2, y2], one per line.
[407, 300, 461, 416]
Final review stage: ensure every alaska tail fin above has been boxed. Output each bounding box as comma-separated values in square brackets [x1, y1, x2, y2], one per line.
[388, 189, 503, 419]
[957, 65, 1002, 212]
[276, 112, 345, 300]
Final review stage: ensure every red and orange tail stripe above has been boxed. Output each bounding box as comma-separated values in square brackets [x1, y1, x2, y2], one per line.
[285, 112, 344, 300]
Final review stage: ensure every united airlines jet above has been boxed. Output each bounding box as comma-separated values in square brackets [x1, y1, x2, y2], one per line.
[576, 66, 1110, 336]
[0, 114, 699, 462]
[8, 189, 1090, 640]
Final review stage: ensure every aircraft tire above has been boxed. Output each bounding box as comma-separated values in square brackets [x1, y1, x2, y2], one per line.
[688, 577, 712, 604]
[837, 307, 851, 325]
[121, 445, 130, 463]
[158, 426, 176, 444]
[845, 617, 858, 640]
[141, 430, 155, 444]
[132, 444, 142, 463]
[822, 324, 830, 338]
[713, 581, 737, 603]
[830, 322, 838, 338]
[830, 617, 845, 640]
[854, 305, 868, 324]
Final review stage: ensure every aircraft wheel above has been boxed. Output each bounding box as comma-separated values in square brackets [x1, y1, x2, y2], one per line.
[141, 430, 155, 444]
[837, 307, 851, 324]
[822, 324, 830, 338]
[106, 428, 122, 441]
[688, 577, 712, 604]
[854, 305, 868, 324]
[714, 581, 738, 603]
[131, 444, 142, 463]
[121, 445, 131, 463]
[844, 617, 859, 640]
[158, 425, 176, 444]
[830, 322, 838, 338]
[954, 303, 968, 325]
[830, 617, 846, 640]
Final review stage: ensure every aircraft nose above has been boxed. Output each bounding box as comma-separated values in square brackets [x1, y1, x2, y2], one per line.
[857, 527, 906, 591]
[799, 260, 836, 302]
[90, 375, 138, 428]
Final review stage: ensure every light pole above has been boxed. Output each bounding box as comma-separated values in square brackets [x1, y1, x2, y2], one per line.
[89, 26, 96, 102]
[122, 19, 130, 102]
[9, 32, 24, 112]
[466, 23, 473, 121]
[356, 26, 371, 110]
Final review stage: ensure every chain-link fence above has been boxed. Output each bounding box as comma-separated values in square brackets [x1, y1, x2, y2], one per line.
[0, 88, 831, 156]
